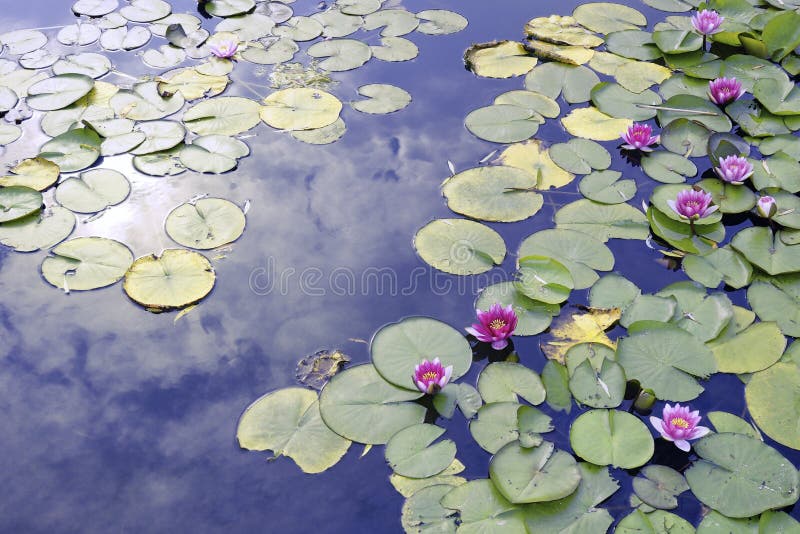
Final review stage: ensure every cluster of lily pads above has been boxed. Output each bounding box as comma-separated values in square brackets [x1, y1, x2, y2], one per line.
[0, 0, 465, 310]
[239, 0, 800, 531]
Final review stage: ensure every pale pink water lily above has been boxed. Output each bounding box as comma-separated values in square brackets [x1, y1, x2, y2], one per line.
[621, 123, 659, 152]
[465, 303, 518, 350]
[708, 77, 744, 106]
[714, 155, 753, 185]
[209, 38, 238, 59]
[691, 9, 724, 35]
[667, 188, 718, 220]
[757, 195, 777, 218]
[413, 358, 453, 394]
[650, 403, 710, 452]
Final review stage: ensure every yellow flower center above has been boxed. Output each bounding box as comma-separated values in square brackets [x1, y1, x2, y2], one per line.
[670, 417, 690, 429]
[489, 319, 506, 330]
[422, 371, 439, 382]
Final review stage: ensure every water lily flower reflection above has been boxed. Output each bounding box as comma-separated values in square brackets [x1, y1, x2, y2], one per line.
[621, 123, 659, 152]
[667, 188, 718, 220]
[466, 303, 518, 350]
[209, 36, 239, 59]
[757, 195, 777, 218]
[413, 358, 453, 394]
[650, 403, 710, 451]
[691, 9, 724, 35]
[708, 77, 744, 106]
[714, 155, 753, 185]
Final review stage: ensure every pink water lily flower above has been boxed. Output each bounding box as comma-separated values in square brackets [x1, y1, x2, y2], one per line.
[714, 155, 753, 185]
[757, 195, 777, 218]
[621, 123, 659, 152]
[209, 37, 238, 59]
[465, 303, 518, 350]
[708, 77, 744, 106]
[691, 9, 724, 35]
[413, 358, 453, 394]
[667, 188, 718, 220]
[650, 403, 710, 452]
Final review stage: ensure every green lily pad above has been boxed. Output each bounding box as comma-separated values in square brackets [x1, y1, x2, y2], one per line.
[184, 96, 261, 135]
[385, 423, 456, 479]
[578, 171, 636, 204]
[686, 433, 799, 517]
[261, 88, 341, 131]
[123, 249, 215, 310]
[617, 509, 695, 533]
[710, 322, 786, 374]
[165, 198, 246, 249]
[493, 90, 560, 118]
[0, 207, 74, 252]
[55, 168, 130, 213]
[754, 75, 800, 116]
[477, 362, 545, 405]
[400, 484, 457, 533]
[413, 219, 505, 275]
[26, 74, 94, 111]
[633, 465, 689, 510]
[573, 2, 646, 33]
[647, 205, 725, 255]
[660, 118, 712, 158]
[589, 273, 641, 310]
[616, 325, 717, 401]
[0, 29, 47, 54]
[370, 316, 471, 391]
[39, 127, 101, 172]
[416, 10, 468, 35]
[111, 81, 184, 121]
[442, 166, 542, 223]
[569, 357, 625, 408]
[179, 135, 249, 174]
[620, 295, 678, 328]
[682, 246, 752, 289]
[369, 36, 418, 62]
[306, 39, 371, 71]
[570, 409, 654, 468]
[518, 228, 614, 289]
[237, 387, 350, 474]
[205, 0, 255, 17]
[72, 0, 118, 17]
[707, 411, 760, 439]
[240, 38, 298, 64]
[351, 84, 410, 114]
[120, 0, 171, 22]
[591, 82, 661, 121]
[273, 16, 323, 42]
[290, 118, 347, 145]
[464, 104, 541, 144]
[750, 152, 800, 193]
[524, 15, 604, 47]
[561, 107, 632, 141]
[433, 383, 482, 420]
[440, 479, 527, 532]
[549, 138, 610, 174]
[469, 402, 523, 454]
[641, 151, 697, 183]
[525, 63, 599, 103]
[490, 441, 581, 504]
[516, 255, 574, 304]
[42, 237, 133, 291]
[0, 186, 42, 223]
[319, 364, 425, 444]
[747, 277, 800, 337]
[694, 178, 756, 214]
[363, 9, 418, 37]
[390, 459, 466, 497]
[605, 30, 660, 60]
[732, 227, 800, 276]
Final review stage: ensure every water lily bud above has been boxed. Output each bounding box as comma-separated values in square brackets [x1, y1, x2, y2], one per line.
[757, 195, 777, 219]
[634, 388, 657, 413]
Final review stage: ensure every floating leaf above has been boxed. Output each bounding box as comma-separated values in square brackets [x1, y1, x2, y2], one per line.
[616, 325, 717, 401]
[647, 205, 724, 255]
[518, 228, 614, 289]
[524, 15, 604, 47]
[549, 139, 610, 174]
[319, 364, 425, 444]
[707, 411, 760, 439]
[477, 362, 545, 405]
[682, 246, 752, 289]
[541, 307, 619, 364]
[39, 127, 101, 172]
[205, 0, 255, 17]
[179, 135, 249, 174]
[686, 433, 799, 517]
[470, 402, 522, 453]
[413, 219, 505, 275]
[184, 96, 261, 135]
[617, 509, 695, 533]
[578, 171, 636, 205]
[524, 40, 594, 66]
[591, 82, 661, 121]
[641, 151, 697, 183]
[496, 140, 574, 189]
[351, 84, 410, 114]
[240, 38, 298, 65]
[290, 118, 347, 145]
[416, 10, 468, 35]
[0, 157, 59, 191]
[464, 41, 537, 78]
[237, 387, 350, 474]
[569, 356, 625, 408]
[362, 9, 419, 37]
[385, 423, 456, 478]
[261, 88, 342, 131]
[464, 104, 541, 144]
[55, 168, 130, 213]
[157, 68, 228, 100]
[569, 409, 654, 468]
[306, 39, 371, 71]
[732, 227, 800, 276]
[524, 63, 599, 103]
[165, 198, 246, 249]
[57, 24, 101, 46]
[123, 249, 215, 310]
[561, 107, 632, 141]
[490, 441, 581, 504]
[400, 484, 457, 533]
[111, 81, 184, 121]
[42, 237, 133, 291]
[589, 274, 641, 310]
[632, 465, 688, 510]
[710, 322, 785, 374]
[0, 207, 74, 252]
[370, 36, 418, 62]
[72, 0, 118, 17]
[440, 479, 527, 532]
[273, 16, 323, 42]
[746, 362, 800, 449]
[442, 166, 542, 222]
[572, 3, 646, 34]
[516, 255, 574, 304]
[26, 74, 94, 111]
[390, 459, 466, 497]
[120, 0, 171, 22]
[0, 29, 47, 55]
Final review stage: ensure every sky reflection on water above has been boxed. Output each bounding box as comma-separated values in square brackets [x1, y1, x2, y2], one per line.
[0, 0, 797, 532]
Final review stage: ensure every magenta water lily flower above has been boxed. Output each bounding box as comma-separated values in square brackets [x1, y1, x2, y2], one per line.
[667, 188, 718, 220]
[757, 195, 777, 218]
[691, 9, 724, 35]
[465, 303, 518, 350]
[708, 77, 744, 106]
[650, 403, 710, 452]
[413, 358, 453, 394]
[715, 155, 753, 185]
[209, 37, 238, 59]
[621, 123, 659, 152]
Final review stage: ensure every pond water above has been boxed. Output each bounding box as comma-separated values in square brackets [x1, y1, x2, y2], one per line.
[0, 0, 799, 532]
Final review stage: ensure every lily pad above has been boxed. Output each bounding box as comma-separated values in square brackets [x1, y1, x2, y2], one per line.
[732, 227, 800, 276]
[477, 362, 545, 405]
[572, 3, 647, 34]
[416, 10, 468, 35]
[746, 362, 800, 450]
[26, 74, 94, 111]
[0, 157, 59, 191]
[306, 39, 371, 71]
[578, 171, 636, 204]
[525, 63, 599, 103]
[569, 409, 654, 468]
[319, 364, 425, 444]
[413, 219, 505, 275]
[385, 424, 456, 478]
[351, 84, 411, 115]
[165, 198, 246, 249]
[0, 207, 74, 252]
[261, 88, 341, 131]
[237, 387, 350, 474]
[682, 246, 752, 289]
[561, 107, 632, 141]
[709, 322, 785, 374]
[179, 135, 249, 174]
[632, 465, 689, 510]
[41, 237, 133, 291]
[371, 316, 471, 391]
[464, 41, 537, 78]
[549, 139, 610, 174]
[39, 127, 101, 172]
[518, 228, 614, 289]
[123, 249, 215, 310]
[747, 278, 800, 337]
[686, 433, 799, 517]
[55, 168, 130, 213]
[516, 255, 574, 305]
[469, 402, 522, 453]
[441, 166, 542, 223]
[591, 82, 661, 121]
[641, 151, 697, 183]
[489, 441, 581, 504]
[440, 479, 527, 532]
[496, 140, 574, 190]
[464, 104, 541, 144]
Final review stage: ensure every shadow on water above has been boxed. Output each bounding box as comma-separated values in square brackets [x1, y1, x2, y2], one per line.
[0, 0, 797, 532]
